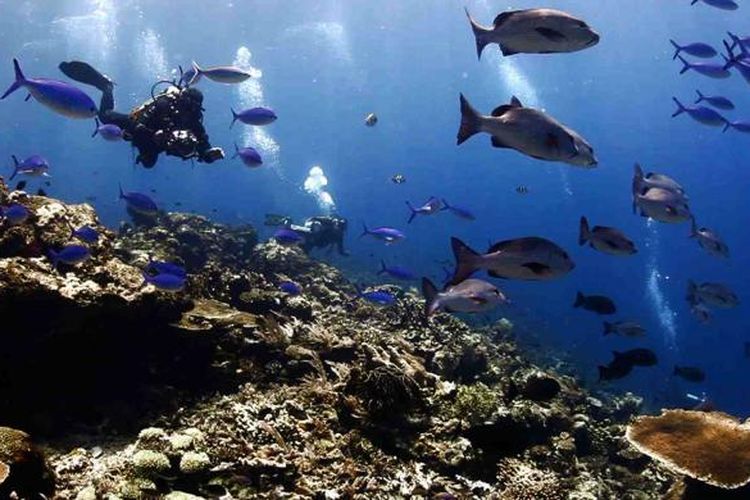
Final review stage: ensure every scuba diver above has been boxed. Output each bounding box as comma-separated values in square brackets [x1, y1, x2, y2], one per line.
[265, 213, 349, 256]
[58, 61, 224, 168]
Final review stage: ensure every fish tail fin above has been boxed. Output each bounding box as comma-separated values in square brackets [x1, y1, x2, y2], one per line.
[1, 59, 27, 100]
[406, 201, 417, 224]
[422, 277, 440, 317]
[118, 183, 124, 200]
[671, 97, 686, 118]
[440, 198, 450, 211]
[670, 40, 682, 60]
[579, 216, 591, 246]
[465, 8, 490, 60]
[574, 291, 585, 308]
[359, 223, 369, 238]
[694, 89, 704, 103]
[92, 118, 100, 138]
[677, 56, 691, 75]
[690, 0, 698, 4]
[687, 280, 697, 302]
[189, 61, 201, 85]
[603, 321, 613, 336]
[230, 108, 238, 129]
[449, 237, 479, 285]
[690, 215, 698, 237]
[457, 93, 482, 145]
[378, 260, 387, 275]
[9, 154, 19, 180]
[597, 366, 607, 381]
[723, 121, 732, 132]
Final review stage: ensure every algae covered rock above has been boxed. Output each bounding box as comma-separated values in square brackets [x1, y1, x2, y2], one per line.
[0, 426, 54, 498]
[132, 449, 171, 477]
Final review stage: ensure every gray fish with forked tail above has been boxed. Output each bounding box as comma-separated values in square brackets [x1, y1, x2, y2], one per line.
[687, 280, 739, 308]
[422, 277, 507, 316]
[603, 321, 645, 337]
[448, 236, 574, 286]
[191, 62, 253, 84]
[457, 94, 597, 167]
[579, 216, 637, 256]
[632, 164, 686, 202]
[690, 217, 729, 258]
[573, 292, 616, 315]
[634, 187, 691, 223]
[464, 8, 599, 59]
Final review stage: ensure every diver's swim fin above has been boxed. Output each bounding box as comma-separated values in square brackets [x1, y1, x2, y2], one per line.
[59, 61, 114, 92]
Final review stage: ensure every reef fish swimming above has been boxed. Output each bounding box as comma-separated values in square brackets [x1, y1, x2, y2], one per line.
[579, 216, 637, 256]
[573, 292, 616, 315]
[119, 185, 158, 214]
[10, 154, 50, 180]
[422, 277, 507, 316]
[191, 62, 253, 84]
[406, 197, 442, 224]
[360, 224, 406, 244]
[230, 107, 277, 128]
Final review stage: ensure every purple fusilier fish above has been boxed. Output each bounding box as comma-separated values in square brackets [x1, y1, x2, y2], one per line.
[691, 0, 738, 10]
[230, 107, 277, 128]
[676, 55, 731, 79]
[670, 40, 717, 60]
[672, 98, 726, 126]
[232, 143, 263, 167]
[142, 271, 186, 292]
[378, 260, 416, 280]
[723, 37, 750, 85]
[279, 281, 302, 295]
[119, 184, 158, 214]
[360, 224, 406, 244]
[72, 225, 99, 244]
[723, 120, 750, 133]
[727, 31, 750, 51]
[355, 285, 397, 306]
[179, 65, 201, 86]
[10, 154, 50, 180]
[146, 260, 187, 278]
[406, 197, 442, 224]
[274, 228, 304, 245]
[694, 90, 733, 110]
[441, 199, 476, 220]
[1, 59, 97, 119]
[92, 118, 124, 141]
[49, 244, 90, 268]
[0, 203, 30, 225]
[191, 62, 252, 84]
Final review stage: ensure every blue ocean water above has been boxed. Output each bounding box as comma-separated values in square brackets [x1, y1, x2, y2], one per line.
[0, 0, 748, 415]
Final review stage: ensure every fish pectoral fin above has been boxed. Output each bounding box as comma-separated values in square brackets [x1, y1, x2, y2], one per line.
[522, 262, 551, 275]
[490, 136, 512, 149]
[535, 27, 567, 42]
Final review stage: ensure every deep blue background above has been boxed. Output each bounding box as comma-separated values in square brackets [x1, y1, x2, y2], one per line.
[0, 0, 748, 414]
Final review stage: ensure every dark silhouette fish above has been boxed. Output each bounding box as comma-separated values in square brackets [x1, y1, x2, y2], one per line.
[674, 365, 706, 382]
[579, 216, 637, 256]
[573, 292, 616, 315]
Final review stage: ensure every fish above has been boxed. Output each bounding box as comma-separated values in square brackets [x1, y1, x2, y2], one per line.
[441, 199, 476, 220]
[690, 301, 712, 324]
[14, 181, 27, 191]
[727, 31, 750, 51]
[10, 154, 50, 180]
[36, 188, 47, 197]
[634, 188, 691, 224]
[232, 143, 263, 167]
[279, 281, 302, 296]
[694, 90, 734, 110]
[0, 203, 30, 225]
[617, 348, 658, 367]
[49, 244, 90, 268]
[406, 197, 443, 224]
[670, 40, 717, 60]
[390, 174, 406, 184]
[179, 65, 201, 86]
[146, 260, 186, 278]
[598, 356, 634, 381]
[457, 94, 597, 167]
[573, 292, 616, 315]
[360, 224, 406, 244]
[190, 62, 252, 84]
[119, 184, 158, 214]
[672, 97, 726, 126]
[365, 113, 378, 126]
[516, 185, 529, 195]
[632, 164, 686, 199]
[723, 37, 750, 84]
[603, 321, 646, 337]
[422, 277, 507, 316]
[274, 228, 304, 246]
[674, 366, 706, 383]
[448, 236, 575, 285]
[1, 59, 97, 119]
[579, 216, 637, 256]
[92, 118, 124, 141]
[687, 280, 739, 308]
[676, 56, 731, 79]
[378, 261, 416, 281]
[690, 0, 738, 10]
[690, 217, 729, 258]
[356, 285, 397, 306]
[142, 271, 186, 292]
[723, 120, 750, 133]
[72, 225, 99, 244]
[230, 107, 277, 128]
[464, 8, 599, 59]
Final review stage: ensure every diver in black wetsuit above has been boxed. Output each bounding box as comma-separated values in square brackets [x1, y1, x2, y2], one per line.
[265, 214, 349, 256]
[59, 61, 224, 168]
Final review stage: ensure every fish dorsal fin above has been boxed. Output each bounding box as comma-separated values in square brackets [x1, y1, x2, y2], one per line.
[510, 96, 523, 108]
[493, 11, 516, 28]
[491, 104, 513, 117]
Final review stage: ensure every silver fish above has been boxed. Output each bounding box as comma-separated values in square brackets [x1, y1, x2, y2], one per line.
[191, 62, 252, 84]
[465, 8, 600, 59]
[632, 164, 686, 199]
[603, 321, 646, 337]
[690, 217, 729, 258]
[634, 187, 691, 223]
[449, 236, 575, 285]
[457, 94, 597, 167]
[422, 277, 507, 316]
[687, 280, 739, 309]
[579, 216, 637, 256]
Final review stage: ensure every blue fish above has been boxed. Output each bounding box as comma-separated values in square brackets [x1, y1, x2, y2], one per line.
[670, 40, 717, 60]
[143, 271, 186, 292]
[441, 199, 476, 221]
[724, 120, 750, 133]
[724, 37, 750, 85]
[691, 0, 738, 10]
[279, 281, 302, 295]
[233, 143, 263, 167]
[677, 55, 731, 79]
[356, 285, 397, 306]
[119, 184, 158, 214]
[694, 90, 734, 110]
[378, 260, 416, 281]
[274, 228, 304, 245]
[360, 224, 406, 244]
[146, 260, 187, 278]
[1, 59, 97, 119]
[406, 197, 442, 224]
[72, 225, 99, 244]
[92, 118, 124, 141]
[727, 32, 750, 51]
[10, 154, 50, 180]
[179, 65, 201, 86]
[191, 62, 253, 84]
[230, 107, 277, 128]
[672, 98, 726, 126]
[49, 244, 90, 267]
[0, 203, 30, 225]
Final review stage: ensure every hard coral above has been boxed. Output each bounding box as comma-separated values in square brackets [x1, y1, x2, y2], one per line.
[449, 383, 500, 425]
[626, 409, 750, 489]
[497, 457, 567, 500]
[347, 365, 421, 420]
